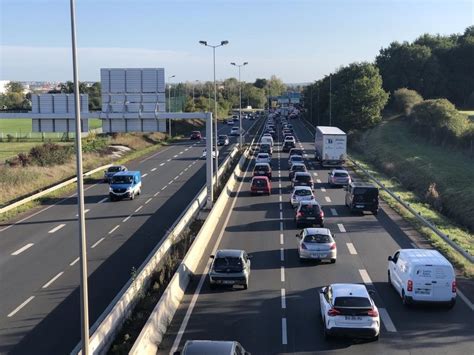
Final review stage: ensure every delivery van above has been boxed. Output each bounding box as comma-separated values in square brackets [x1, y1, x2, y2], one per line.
[109, 171, 142, 201]
[387, 249, 456, 308]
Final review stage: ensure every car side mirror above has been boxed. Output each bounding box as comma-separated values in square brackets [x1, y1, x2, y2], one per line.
[368, 290, 376, 297]
[388, 256, 393, 261]
[210, 255, 215, 259]
[319, 288, 325, 294]
[295, 234, 300, 238]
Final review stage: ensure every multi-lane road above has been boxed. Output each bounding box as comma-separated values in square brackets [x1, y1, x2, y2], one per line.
[159, 118, 474, 354]
[0, 118, 258, 354]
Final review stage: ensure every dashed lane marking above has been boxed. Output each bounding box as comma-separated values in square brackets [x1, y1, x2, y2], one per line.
[145, 198, 153, 204]
[70, 257, 79, 266]
[48, 224, 66, 234]
[75, 209, 90, 217]
[97, 197, 108, 204]
[379, 308, 397, 332]
[142, 173, 148, 177]
[280, 266, 285, 282]
[135, 206, 143, 213]
[11, 243, 34, 256]
[325, 196, 332, 203]
[42, 271, 64, 289]
[122, 215, 131, 223]
[321, 187, 326, 192]
[108, 225, 120, 234]
[337, 223, 346, 232]
[151, 168, 157, 172]
[281, 289, 287, 309]
[316, 179, 322, 183]
[280, 248, 285, 261]
[359, 269, 373, 285]
[8, 296, 35, 318]
[282, 318, 288, 345]
[346, 243, 357, 255]
[160, 163, 165, 166]
[330, 208, 338, 216]
[91, 237, 105, 249]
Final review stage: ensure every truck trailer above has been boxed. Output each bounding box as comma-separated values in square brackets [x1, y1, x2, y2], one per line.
[314, 126, 347, 167]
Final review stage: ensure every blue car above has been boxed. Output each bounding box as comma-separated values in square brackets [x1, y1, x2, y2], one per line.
[109, 171, 142, 201]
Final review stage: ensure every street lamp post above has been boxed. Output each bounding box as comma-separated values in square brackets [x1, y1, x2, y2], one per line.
[231, 62, 248, 148]
[199, 40, 229, 182]
[168, 75, 175, 137]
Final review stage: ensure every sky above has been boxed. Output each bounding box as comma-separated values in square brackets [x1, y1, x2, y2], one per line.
[0, 0, 473, 83]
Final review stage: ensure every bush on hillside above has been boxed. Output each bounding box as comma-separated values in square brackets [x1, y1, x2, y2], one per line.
[29, 143, 74, 166]
[410, 99, 470, 146]
[393, 88, 424, 116]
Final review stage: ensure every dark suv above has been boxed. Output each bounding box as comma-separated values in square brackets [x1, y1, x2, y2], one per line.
[283, 140, 295, 152]
[295, 200, 324, 228]
[345, 182, 379, 215]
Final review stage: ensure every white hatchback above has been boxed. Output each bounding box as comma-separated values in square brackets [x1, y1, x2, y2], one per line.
[320, 283, 380, 340]
[290, 186, 315, 208]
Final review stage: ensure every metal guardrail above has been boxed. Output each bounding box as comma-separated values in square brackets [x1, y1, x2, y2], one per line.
[299, 115, 473, 263]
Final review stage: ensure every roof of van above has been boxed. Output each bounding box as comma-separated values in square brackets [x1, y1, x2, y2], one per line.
[399, 249, 452, 266]
[183, 340, 235, 354]
[113, 171, 140, 176]
[316, 126, 346, 135]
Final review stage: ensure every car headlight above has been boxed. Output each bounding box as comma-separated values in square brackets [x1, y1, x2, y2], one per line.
[126, 187, 132, 192]
[109, 187, 113, 192]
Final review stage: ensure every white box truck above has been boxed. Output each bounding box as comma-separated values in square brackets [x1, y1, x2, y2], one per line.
[314, 126, 347, 167]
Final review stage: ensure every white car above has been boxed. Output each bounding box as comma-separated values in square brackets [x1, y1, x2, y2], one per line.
[290, 186, 315, 208]
[230, 127, 240, 136]
[328, 169, 351, 186]
[319, 283, 380, 340]
[227, 119, 235, 125]
[255, 153, 272, 165]
[288, 154, 304, 168]
[201, 148, 219, 159]
[296, 228, 336, 262]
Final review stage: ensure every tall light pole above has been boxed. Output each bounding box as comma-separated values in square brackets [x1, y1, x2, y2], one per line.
[167, 75, 175, 137]
[329, 73, 332, 126]
[199, 40, 229, 181]
[69, 1, 89, 354]
[231, 61, 248, 148]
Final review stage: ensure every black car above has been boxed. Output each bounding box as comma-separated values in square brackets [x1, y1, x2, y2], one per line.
[345, 182, 379, 215]
[289, 148, 303, 158]
[289, 163, 307, 180]
[292, 172, 314, 189]
[295, 200, 324, 228]
[283, 140, 295, 152]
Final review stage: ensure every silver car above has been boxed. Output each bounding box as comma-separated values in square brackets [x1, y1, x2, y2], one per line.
[209, 249, 251, 289]
[179, 340, 250, 355]
[290, 186, 315, 208]
[296, 228, 337, 263]
[328, 169, 351, 186]
[255, 152, 271, 165]
[288, 154, 304, 168]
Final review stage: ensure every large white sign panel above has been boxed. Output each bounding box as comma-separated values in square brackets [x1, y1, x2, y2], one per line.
[100, 68, 167, 132]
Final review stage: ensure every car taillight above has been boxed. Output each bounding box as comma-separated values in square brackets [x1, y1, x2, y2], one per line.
[301, 243, 307, 250]
[452, 280, 457, 293]
[407, 280, 413, 292]
[320, 210, 324, 217]
[367, 308, 378, 317]
[329, 243, 336, 250]
[327, 308, 340, 317]
[296, 212, 302, 218]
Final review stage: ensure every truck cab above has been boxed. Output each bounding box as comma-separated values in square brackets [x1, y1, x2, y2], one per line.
[109, 171, 142, 201]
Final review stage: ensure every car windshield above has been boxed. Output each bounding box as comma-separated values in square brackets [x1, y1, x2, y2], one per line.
[108, 166, 121, 172]
[294, 189, 312, 196]
[300, 204, 320, 213]
[214, 257, 243, 271]
[335, 172, 348, 177]
[334, 296, 371, 308]
[252, 179, 267, 187]
[296, 175, 311, 182]
[111, 175, 133, 184]
[304, 234, 330, 243]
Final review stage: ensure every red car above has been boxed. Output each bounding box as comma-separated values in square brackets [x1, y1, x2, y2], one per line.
[250, 176, 271, 195]
[190, 131, 202, 140]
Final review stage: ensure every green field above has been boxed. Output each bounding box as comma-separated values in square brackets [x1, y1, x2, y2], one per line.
[0, 118, 102, 134]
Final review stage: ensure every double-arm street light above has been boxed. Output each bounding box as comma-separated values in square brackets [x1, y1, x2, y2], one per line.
[167, 75, 175, 136]
[230, 61, 248, 148]
[199, 40, 229, 179]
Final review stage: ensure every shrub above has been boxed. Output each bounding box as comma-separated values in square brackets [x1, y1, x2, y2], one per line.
[393, 88, 424, 116]
[29, 143, 73, 166]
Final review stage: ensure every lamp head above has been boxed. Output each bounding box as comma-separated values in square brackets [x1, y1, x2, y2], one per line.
[243, 62, 248, 66]
[231, 62, 236, 66]
[221, 40, 229, 46]
[199, 40, 207, 46]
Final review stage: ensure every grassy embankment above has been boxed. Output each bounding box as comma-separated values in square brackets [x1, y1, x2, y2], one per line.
[351, 117, 473, 277]
[0, 119, 204, 222]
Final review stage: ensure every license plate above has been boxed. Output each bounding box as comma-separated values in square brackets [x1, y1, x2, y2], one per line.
[415, 289, 430, 295]
[312, 253, 326, 258]
[257, 190, 264, 193]
[356, 205, 364, 208]
[222, 280, 234, 284]
[307, 217, 315, 220]
[345, 316, 362, 321]
[259, 171, 265, 174]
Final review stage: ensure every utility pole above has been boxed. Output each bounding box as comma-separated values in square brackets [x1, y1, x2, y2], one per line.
[329, 74, 332, 126]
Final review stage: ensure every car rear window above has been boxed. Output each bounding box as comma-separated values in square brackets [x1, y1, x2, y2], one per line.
[255, 165, 269, 172]
[291, 156, 303, 162]
[214, 257, 243, 271]
[252, 179, 267, 187]
[296, 175, 311, 182]
[334, 296, 371, 308]
[304, 234, 330, 243]
[108, 166, 121, 172]
[218, 135, 226, 139]
[335, 172, 348, 177]
[353, 187, 378, 197]
[258, 154, 269, 159]
[300, 204, 320, 213]
[294, 189, 312, 196]
[293, 165, 306, 172]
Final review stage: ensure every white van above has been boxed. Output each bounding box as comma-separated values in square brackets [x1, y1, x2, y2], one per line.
[387, 249, 456, 308]
[261, 136, 274, 146]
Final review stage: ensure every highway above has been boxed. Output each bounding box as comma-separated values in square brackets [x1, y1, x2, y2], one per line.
[159, 118, 474, 354]
[0, 118, 259, 355]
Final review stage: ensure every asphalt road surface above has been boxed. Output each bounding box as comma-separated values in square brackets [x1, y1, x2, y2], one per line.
[159, 118, 474, 355]
[0, 118, 260, 355]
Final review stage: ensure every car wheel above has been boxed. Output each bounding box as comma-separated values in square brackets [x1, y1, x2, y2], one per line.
[402, 290, 410, 307]
[447, 299, 456, 309]
[243, 282, 248, 290]
[330, 259, 336, 264]
[323, 322, 331, 339]
[388, 271, 391, 285]
[137, 188, 141, 196]
[130, 192, 135, 200]
[372, 335, 379, 342]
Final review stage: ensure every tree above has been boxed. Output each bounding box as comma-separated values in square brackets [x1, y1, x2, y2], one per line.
[5, 81, 25, 93]
[184, 96, 196, 112]
[265, 75, 286, 97]
[392, 88, 424, 115]
[0, 81, 30, 111]
[254, 78, 267, 89]
[242, 84, 266, 108]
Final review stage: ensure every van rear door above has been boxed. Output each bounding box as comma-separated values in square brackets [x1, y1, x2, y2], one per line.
[413, 265, 453, 301]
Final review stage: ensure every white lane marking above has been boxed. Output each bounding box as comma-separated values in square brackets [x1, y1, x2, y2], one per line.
[278, 183, 282, 188]
[179, 172, 184, 176]
[330, 208, 338, 216]
[42, 271, 64, 289]
[316, 178, 322, 183]
[280, 266, 285, 282]
[280, 248, 285, 261]
[160, 163, 165, 166]
[98, 197, 108, 204]
[280, 233, 284, 245]
[279, 211, 283, 220]
[142, 173, 148, 178]
[279, 196, 282, 202]
[91, 237, 105, 249]
[379, 308, 397, 332]
[173, 155, 178, 158]
[320, 187, 326, 192]
[346, 243, 357, 255]
[179, 151, 184, 155]
[145, 198, 153, 204]
[135, 206, 143, 213]
[325, 196, 331, 203]
[313, 172, 318, 176]
[169, 144, 253, 354]
[281, 288, 287, 309]
[280, 222, 284, 231]
[11, 243, 34, 256]
[410, 242, 417, 248]
[337, 223, 346, 232]
[70, 257, 80, 266]
[167, 159, 171, 162]
[457, 290, 474, 311]
[359, 269, 373, 285]
[75, 209, 90, 217]
[169, 181, 174, 185]
[8, 296, 35, 317]
[185, 148, 189, 151]
[154, 191, 160, 197]
[139, 146, 172, 163]
[279, 203, 283, 210]
[122, 215, 131, 222]
[282, 318, 288, 345]
[151, 168, 157, 172]
[162, 186, 167, 191]
[108, 225, 120, 234]
[48, 224, 66, 234]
